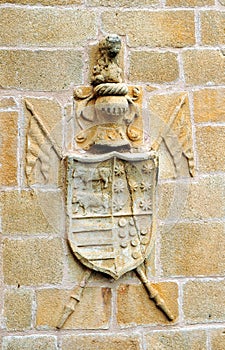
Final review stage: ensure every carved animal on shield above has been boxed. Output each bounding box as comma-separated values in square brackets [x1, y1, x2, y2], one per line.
[73, 166, 112, 189]
[72, 191, 109, 215]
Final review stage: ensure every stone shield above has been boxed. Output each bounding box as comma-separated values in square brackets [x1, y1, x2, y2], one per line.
[67, 151, 158, 280]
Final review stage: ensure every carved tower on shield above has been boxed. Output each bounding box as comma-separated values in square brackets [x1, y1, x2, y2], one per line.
[57, 35, 174, 328]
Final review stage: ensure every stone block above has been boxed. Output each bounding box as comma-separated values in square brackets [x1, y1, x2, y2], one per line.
[0, 112, 18, 186]
[145, 330, 207, 350]
[0, 190, 64, 234]
[36, 287, 111, 329]
[117, 283, 178, 326]
[0, 8, 96, 47]
[160, 222, 225, 277]
[62, 335, 141, 350]
[3, 289, 33, 331]
[193, 88, 225, 123]
[183, 50, 225, 85]
[3, 238, 63, 286]
[129, 51, 178, 83]
[2, 336, 57, 350]
[166, 0, 214, 6]
[158, 176, 225, 221]
[196, 126, 225, 172]
[210, 329, 225, 350]
[201, 11, 225, 45]
[0, 97, 17, 109]
[0, 50, 82, 91]
[183, 280, 225, 323]
[102, 11, 195, 48]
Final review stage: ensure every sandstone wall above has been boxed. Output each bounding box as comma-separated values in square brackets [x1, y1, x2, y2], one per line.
[0, 0, 225, 349]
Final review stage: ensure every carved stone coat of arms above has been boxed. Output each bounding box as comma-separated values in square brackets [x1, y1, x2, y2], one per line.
[25, 34, 195, 327]
[67, 151, 157, 280]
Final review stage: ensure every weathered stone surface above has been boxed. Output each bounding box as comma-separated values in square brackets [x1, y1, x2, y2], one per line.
[102, 11, 195, 47]
[129, 51, 178, 83]
[0, 112, 18, 186]
[24, 98, 63, 186]
[117, 283, 178, 326]
[66, 247, 88, 284]
[3, 238, 63, 286]
[210, 329, 225, 350]
[0, 97, 17, 109]
[145, 330, 207, 350]
[62, 335, 141, 350]
[0, 9, 96, 47]
[193, 88, 225, 123]
[149, 92, 194, 178]
[160, 222, 225, 277]
[3, 289, 32, 331]
[183, 50, 225, 85]
[183, 280, 225, 323]
[2, 336, 57, 350]
[201, 11, 225, 45]
[196, 126, 225, 172]
[158, 176, 225, 221]
[0, 0, 82, 4]
[0, 50, 82, 91]
[166, 0, 214, 6]
[36, 287, 111, 329]
[0, 190, 64, 234]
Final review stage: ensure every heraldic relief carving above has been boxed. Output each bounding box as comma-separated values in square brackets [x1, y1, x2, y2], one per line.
[25, 34, 195, 328]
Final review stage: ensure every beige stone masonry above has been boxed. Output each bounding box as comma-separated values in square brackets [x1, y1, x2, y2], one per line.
[0, 190, 64, 234]
[193, 88, 225, 123]
[166, 0, 214, 6]
[129, 51, 179, 83]
[196, 126, 225, 172]
[160, 222, 225, 277]
[210, 329, 225, 350]
[145, 330, 207, 350]
[201, 11, 225, 46]
[0, 50, 83, 91]
[183, 280, 225, 324]
[0, 111, 18, 187]
[62, 335, 141, 350]
[3, 289, 33, 331]
[0, 0, 83, 4]
[36, 287, 111, 329]
[117, 283, 178, 326]
[0, 97, 17, 109]
[0, 9, 97, 47]
[2, 336, 58, 350]
[183, 50, 225, 85]
[102, 11, 195, 48]
[3, 238, 63, 285]
[158, 175, 225, 221]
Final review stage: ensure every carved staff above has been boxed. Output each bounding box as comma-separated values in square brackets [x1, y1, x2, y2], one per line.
[56, 268, 92, 329]
[25, 100, 62, 158]
[151, 94, 187, 152]
[136, 264, 174, 321]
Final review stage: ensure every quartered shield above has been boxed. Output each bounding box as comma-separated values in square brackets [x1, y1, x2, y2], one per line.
[67, 151, 158, 280]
